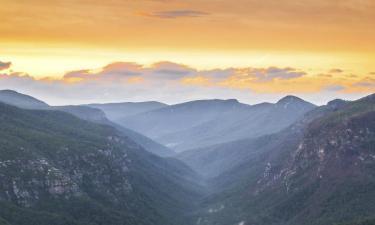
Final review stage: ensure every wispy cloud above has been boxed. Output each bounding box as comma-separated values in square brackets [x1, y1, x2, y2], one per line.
[63, 61, 196, 83]
[63, 62, 144, 83]
[323, 85, 345, 92]
[138, 10, 209, 18]
[329, 68, 344, 73]
[354, 77, 375, 88]
[355, 82, 375, 88]
[248, 67, 306, 81]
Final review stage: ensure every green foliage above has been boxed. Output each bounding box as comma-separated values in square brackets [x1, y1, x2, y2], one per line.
[0, 201, 77, 225]
[0, 217, 11, 225]
[193, 95, 375, 225]
[0, 103, 202, 225]
[338, 218, 375, 225]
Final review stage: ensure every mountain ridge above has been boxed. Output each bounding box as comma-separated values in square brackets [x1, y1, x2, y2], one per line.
[0, 90, 174, 157]
[118, 96, 316, 151]
[0, 90, 49, 109]
[2, 89, 375, 225]
[87, 101, 168, 121]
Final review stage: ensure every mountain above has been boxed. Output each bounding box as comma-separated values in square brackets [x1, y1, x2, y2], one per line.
[119, 99, 248, 138]
[177, 97, 325, 178]
[52, 105, 109, 123]
[177, 133, 287, 179]
[87, 101, 168, 122]
[0, 90, 49, 109]
[118, 97, 315, 152]
[0, 102, 203, 225]
[192, 94, 375, 225]
[110, 124, 175, 157]
[84, 102, 175, 157]
[4, 89, 375, 225]
[0, 90, 173, 157]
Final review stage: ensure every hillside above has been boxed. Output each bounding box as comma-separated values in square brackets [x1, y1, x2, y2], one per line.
[0, 103, 203, 225]
[2, 90, 375, 225]
[0, 90, 174, 157]
[193, 94, 375, 225]
[0, 90, 49, 109]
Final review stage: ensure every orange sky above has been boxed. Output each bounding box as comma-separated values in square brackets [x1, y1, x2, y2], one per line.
[0, 0, 375, 104]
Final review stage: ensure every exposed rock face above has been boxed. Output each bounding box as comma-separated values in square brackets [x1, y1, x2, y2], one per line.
[0, 102, 203, 225]
[257, 100, 375, 195]
[255, 113, 375, 196]
[195, 96, 375, 225]
[0, 158, 80, 207]
[0, 133, 133, 208]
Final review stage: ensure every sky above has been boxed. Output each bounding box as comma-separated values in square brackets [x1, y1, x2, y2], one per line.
[0, 0, 375, 105]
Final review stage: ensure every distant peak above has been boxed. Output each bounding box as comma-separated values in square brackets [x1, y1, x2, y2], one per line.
[225, 99, 239, 103]
[186, 99, 240, 104]
[277, 95, 304, 104]
[0, 89, 19, 94]
[275, 96, 316, 110]
[0, 89, 49, 108]
[359, 93, 375, 103]
[327, 99, 347, 109]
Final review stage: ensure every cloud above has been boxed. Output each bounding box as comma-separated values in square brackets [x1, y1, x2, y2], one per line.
[323, 85, 345, 92]
[354, 81, 375, 88]
[329, 68, 344, 73]
[63, 70, 92, 81]
[351, 76, 375, 89]
[232, 67, 306, 82]
[138, 10, 209, 18]
[149, 61, 196, 79]
[181, 75, 212, 86]
[0, 60, 373, 105]
[102, 62, 144, 75]
[60, 63, 306, 87]
[63, 62, 145, 83]
[318, 73, 333, 78]
[0, 61, 11, 71]
[62, 61, 196, 83]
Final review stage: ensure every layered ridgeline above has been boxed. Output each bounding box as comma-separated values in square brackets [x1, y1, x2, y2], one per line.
[190, 94, 375, 225]
[2, 89, 375, 225]
[86, 101, 168, 122]
[0, 90, 174, 157]
[0, 102, 204, 225]
[0, 90, 49, 109]
[111, 97, 315, 152]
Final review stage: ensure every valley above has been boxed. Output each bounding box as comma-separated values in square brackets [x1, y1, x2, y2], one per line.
[3, 1, 375, 224]
[0, 90, 375, 225]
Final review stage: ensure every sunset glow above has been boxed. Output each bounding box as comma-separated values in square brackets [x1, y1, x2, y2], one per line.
[1, 0, 375, 104]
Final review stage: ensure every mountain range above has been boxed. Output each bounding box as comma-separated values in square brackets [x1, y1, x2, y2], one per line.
[0, 90, 174, 157]
[107, 97, 315, 152]
[1, 89, 375, 225]
[86, 101, 168, 122]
